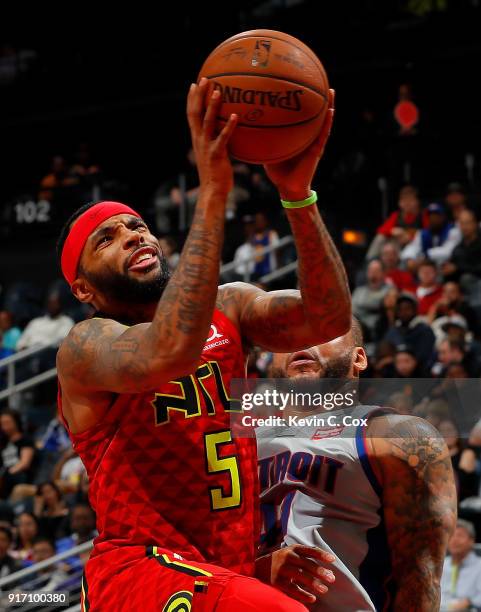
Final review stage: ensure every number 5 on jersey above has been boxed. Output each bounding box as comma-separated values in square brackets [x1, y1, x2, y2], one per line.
[204, 430, 241, 511]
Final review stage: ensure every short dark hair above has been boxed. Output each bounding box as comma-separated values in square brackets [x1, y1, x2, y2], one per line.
[418, 259, 437, 270]
[0, 409, 24, 433]
[0, 526, 13, 542]
[36, 481, 63, 500]
[72, 503, 95, 516]
[32, 536, 55, 550]
[399, 184, 419, 198]
[56, 201, 99, 268]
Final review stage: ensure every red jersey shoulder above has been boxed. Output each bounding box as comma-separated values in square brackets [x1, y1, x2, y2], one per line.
[202, 309, 243, 357]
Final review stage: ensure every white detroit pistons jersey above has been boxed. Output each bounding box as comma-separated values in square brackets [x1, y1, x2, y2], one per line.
[256, 405, 395, 612]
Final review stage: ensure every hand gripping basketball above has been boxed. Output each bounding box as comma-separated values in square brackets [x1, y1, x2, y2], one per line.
[263, 89, 334, 203]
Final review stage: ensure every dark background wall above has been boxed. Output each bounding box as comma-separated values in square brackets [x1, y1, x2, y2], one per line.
[1, 0, 481, 284]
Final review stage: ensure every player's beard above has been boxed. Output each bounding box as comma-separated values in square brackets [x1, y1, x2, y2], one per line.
[320, 348, 354, 380]
[85, 255, 171, 304]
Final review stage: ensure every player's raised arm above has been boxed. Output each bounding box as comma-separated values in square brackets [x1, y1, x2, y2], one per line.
[57, 79, 238, 395]
[217, 90, 351, 352]
[367, 415, 457, 611]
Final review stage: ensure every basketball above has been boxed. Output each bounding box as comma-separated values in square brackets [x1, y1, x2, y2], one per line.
[197, 29, 329, 164]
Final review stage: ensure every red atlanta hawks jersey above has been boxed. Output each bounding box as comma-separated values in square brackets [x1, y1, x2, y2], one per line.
[59, 309, 259, 576]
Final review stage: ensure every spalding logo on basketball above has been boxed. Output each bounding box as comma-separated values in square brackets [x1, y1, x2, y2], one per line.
[197, 29, 329, 164]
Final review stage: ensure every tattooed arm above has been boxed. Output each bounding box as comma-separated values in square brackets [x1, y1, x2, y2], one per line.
[367, 415, 457, 612]
[57, 79, 238, 396]
[217, 92, 350, 351]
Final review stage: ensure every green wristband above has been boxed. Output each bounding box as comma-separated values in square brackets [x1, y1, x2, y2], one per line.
[281, 190, 317, 209]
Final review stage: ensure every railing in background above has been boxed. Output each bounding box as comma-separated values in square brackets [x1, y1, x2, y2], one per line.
[220, 235, 295, 282]
[0, 540, 93, 612]
[0, 341, 59, 407]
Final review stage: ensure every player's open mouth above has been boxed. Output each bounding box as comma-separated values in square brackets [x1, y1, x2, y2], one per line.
[128, 246, 159, 272]
[288, 350, 318, 367]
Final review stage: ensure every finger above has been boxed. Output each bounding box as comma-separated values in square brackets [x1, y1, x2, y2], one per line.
[187, 77, 209, 134]
[288, 557, 336, 584]
[328, 88, 335, 110]
[203, 88, 222, 139]
[279, 567, 329, 598]
[310, 108, 334, 158]
[290, 545, 336, 565]
[213, 113, 238, 153]
[186, 83, 201, 134]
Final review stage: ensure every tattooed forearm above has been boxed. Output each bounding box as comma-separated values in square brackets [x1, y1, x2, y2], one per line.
[154, 209, 225, 341]
[376, 417, 457, 612]
[286, 205, 350, 342]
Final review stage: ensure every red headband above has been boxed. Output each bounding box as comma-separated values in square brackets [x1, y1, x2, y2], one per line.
[61, 201, 142, 286]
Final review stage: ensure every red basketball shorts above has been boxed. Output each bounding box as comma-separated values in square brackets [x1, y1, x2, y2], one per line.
[81, 545, 308, 611]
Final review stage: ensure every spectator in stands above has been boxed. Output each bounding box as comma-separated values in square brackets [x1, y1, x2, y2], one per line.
[0, 311, 21, 355]
[379, 240, 416, 292]
[251, 212, 280, 279]
[38, 418, 70, 456]
[440, 317, 481, 376]
[444, 182, 469, 223]
[431, 314, 469, 346]
[33, 482, 69, 541]
[415, 260, 442, 315]
[28, 537, 69, 591]
[158, 236, 180, 272]
[69, 143, 101, 202]
[392, 344, 427, 378]
[366, 185, 424, 258]
[69, 143, 100, 180]
[443, 209, 481, 291]
[371, 340, 396, 377]
[352, 259, 390, 343]
[38, 155, 78, 201]
[383, 293, 436, 365]
[11, 512, 40, 562]
[0, 410, 35, 498]
[445, 361, 470, 380]
[375, 287, 400, 340]
[427, 281, 479, 336]
[16, 292, 74, 351]
[431, 338, 466, 377]
[401, 202, 461, 269]
[439, 419, 479, 502]
[230, 216, 256, 281]
[0, 526, 21, 580]
[56, 504, 96, 570]
[51, 448, 86, 495]
[441, 519, 481, 611]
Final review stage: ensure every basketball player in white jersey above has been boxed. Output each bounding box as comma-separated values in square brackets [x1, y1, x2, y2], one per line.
[256, 319, 457, 611]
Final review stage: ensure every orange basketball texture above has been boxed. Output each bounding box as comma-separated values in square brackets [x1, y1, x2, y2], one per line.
[198, 29, 329, 164]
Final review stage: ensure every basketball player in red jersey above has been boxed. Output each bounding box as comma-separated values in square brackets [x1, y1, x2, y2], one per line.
[56, 78, 350, 610]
